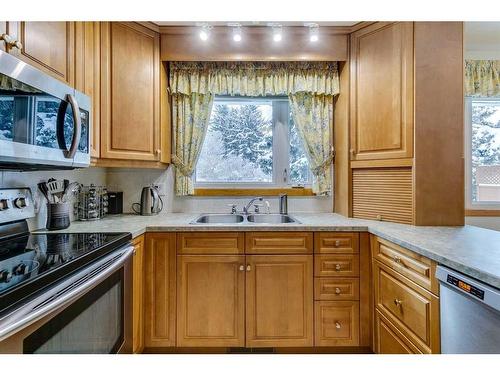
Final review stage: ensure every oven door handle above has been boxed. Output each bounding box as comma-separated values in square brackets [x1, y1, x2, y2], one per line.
[0, 245, 134, 342]
[64, 94, 82, 159]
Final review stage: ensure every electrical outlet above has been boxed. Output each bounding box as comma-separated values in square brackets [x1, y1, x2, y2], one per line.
[154, 183, 167, 196]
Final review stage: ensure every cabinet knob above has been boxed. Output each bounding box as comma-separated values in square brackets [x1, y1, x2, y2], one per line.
[239, 264, 244, 271]
[155, 149, 161, 155]
[376, 214, 382, 221]
[246, 264, 251, 272]
[393, 298, 403, 307]
[335, 287, 341, 295]
[335, 321, 341, 329]
[334, 240, 340, 247]
[349, 149, 355, 158]
[335, 264, 341, 271]
[393, 255, 402, 264]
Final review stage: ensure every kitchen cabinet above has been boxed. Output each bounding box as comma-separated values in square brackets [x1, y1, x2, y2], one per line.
[246, 232, 313, 254]
[371, 235, 440, 354]
[177, 232, 244, 254]
[75, 22, 101, 158]
[177, 255, 245, 347]
[144, 233, 176, 348]
[7, 22, 76, 86]
[100, 22, 165, 163]
[132, 235, 145, 353]
[315, 301, 359, 346]
[245, 255, 314, 347]
[349, 22, 413, 162]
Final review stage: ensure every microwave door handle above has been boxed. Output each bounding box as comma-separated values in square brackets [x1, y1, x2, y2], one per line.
[64, 94, 82, 159]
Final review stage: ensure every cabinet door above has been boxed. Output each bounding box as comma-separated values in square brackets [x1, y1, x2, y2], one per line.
[177, 255, 245, 347]
[132, 235, 145, 353]
[246, 255, 313, 347]
[75, 22, 100, 158]
[350, 22, 413, 161]
[9, 22, 76, 85]
[144, 233, 176, 347]
[100, 22, 160, 161]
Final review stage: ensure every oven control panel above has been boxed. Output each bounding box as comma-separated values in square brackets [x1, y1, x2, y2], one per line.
[0, 188, 35, 224]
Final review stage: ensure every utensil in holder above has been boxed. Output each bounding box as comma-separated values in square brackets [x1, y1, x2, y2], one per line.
[46, 202, 70, 230]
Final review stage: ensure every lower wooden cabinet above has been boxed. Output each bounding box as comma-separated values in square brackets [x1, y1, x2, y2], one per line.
[132, 235, 145, 353]
[246, 255, 314, 347]
[177, 255, 245, 347]
[314, 301, 359, 346]
[374, 311, 422, 354]
[144, 233, 176, 348]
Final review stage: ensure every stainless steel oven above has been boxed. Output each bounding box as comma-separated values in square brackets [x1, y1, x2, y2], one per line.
[0, 50, 90, 170]
[0, 244, 133, 354]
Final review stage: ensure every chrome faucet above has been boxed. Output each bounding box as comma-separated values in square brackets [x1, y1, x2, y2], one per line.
[243, 197, 263, 215]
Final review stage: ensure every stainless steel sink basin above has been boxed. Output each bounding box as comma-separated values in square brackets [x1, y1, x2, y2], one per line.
[246, 214, 299, 224]
[190, 213, 300, 224]
[192, 214, 244, 224]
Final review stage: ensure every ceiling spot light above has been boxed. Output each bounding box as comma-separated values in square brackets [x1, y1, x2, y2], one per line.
[199, 24, 211, 41]
[307, 23, 319, 42]
[272, 25, 282, 42]
[231, 24, 242, 42]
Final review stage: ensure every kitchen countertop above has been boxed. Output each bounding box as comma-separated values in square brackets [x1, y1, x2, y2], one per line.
[37, 212, 500, 289]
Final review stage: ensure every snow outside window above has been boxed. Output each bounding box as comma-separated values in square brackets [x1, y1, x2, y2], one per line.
[465, 98, 500, 208]
[195, 96, 311, 187]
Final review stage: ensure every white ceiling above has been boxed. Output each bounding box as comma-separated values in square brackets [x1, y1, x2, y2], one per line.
[465, 22, 500, 58]
[154, 21, 359, 27]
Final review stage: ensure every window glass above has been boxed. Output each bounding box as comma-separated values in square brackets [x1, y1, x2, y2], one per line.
[471, 100, 500, 202]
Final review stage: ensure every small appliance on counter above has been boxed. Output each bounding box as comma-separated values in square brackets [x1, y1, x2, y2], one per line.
[132, 185, 163, 216]
[74, 184, 108, 221]
[107, 191, 123, 215]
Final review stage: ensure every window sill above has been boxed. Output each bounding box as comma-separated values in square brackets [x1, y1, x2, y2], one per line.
[194, 188, 314, 197]
[465, 209, 500, 217]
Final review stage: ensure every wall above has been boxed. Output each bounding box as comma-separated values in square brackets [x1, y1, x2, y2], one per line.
[466, 217, 500, 231]
[0, 168, 107, 230]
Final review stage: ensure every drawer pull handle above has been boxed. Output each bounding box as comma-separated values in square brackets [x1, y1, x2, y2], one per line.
[334, 240, 340, 247]
[393, 298, 403, 307]
[239, 264, 244, 271]
[335, 264, 341, 271]
[246, 264, 251, 272]
[335, 322, 341, 329]
[335, 287, 341, 295]
[393, 256, 402, 264]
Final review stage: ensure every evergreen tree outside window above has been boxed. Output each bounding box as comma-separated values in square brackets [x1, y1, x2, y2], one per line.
[195, 96, 311, 187]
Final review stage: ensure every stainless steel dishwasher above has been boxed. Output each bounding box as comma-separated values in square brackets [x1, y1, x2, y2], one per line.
[436, 265, 500, 353]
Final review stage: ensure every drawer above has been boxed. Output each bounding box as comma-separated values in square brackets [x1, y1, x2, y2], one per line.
[374, 310, 422, 354]
[314, 278, 360, 301]
[245, 232, 313, 254]
[314, 254, 359, 277]
[177, 232, 244, 254]
[314, 301, 359, 346]
[314, 232, 359, 254]
[373, 260, 440, 353]
[372, 236, 438, 294]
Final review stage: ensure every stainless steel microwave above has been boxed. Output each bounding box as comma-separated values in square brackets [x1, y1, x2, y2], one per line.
[0, 50, 91, 170]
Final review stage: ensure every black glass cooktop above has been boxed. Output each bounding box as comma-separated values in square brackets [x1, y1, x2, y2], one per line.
[0, 231, 131, 313]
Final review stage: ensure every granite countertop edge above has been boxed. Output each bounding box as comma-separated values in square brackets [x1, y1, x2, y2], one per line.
[36, 213, 500, 289]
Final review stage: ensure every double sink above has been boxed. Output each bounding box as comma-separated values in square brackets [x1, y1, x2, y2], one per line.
[191, 213, 300, 224]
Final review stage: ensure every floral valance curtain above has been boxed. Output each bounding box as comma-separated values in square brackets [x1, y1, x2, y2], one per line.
[170, 61, 340, 97]
[169, 61, 340, 196]
[465, 60, 500, 97]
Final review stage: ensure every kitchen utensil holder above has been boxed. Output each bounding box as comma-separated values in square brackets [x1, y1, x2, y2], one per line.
[46, 202, 70, 230]
[74, 184, 108, 221]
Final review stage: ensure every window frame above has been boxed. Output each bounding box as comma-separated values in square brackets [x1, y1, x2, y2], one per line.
[465, 96, 500, 211]
[194, 95, 312, 190]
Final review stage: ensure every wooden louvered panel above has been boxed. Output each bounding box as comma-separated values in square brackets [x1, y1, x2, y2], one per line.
[352, 168, 413, 224]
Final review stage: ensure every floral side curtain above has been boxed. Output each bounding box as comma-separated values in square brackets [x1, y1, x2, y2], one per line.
[169, 61, 340, 196]
[465, 60, 500, 97]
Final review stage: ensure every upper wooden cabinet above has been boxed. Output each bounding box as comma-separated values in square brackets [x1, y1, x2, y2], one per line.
[349, 22, 414, 162]
[8, 22, 76, 86]
[100, 22, 162, 162]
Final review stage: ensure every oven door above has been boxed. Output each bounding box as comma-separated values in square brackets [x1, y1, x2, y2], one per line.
[0, 246, 133, 354]
[0, 50, 90, 170]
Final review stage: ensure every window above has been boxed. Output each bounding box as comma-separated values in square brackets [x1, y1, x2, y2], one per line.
[466, 98, 500, 207]
[195, 96, 311, 187]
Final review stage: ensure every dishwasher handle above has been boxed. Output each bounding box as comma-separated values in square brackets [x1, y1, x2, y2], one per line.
[436, 265, 500, 312]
